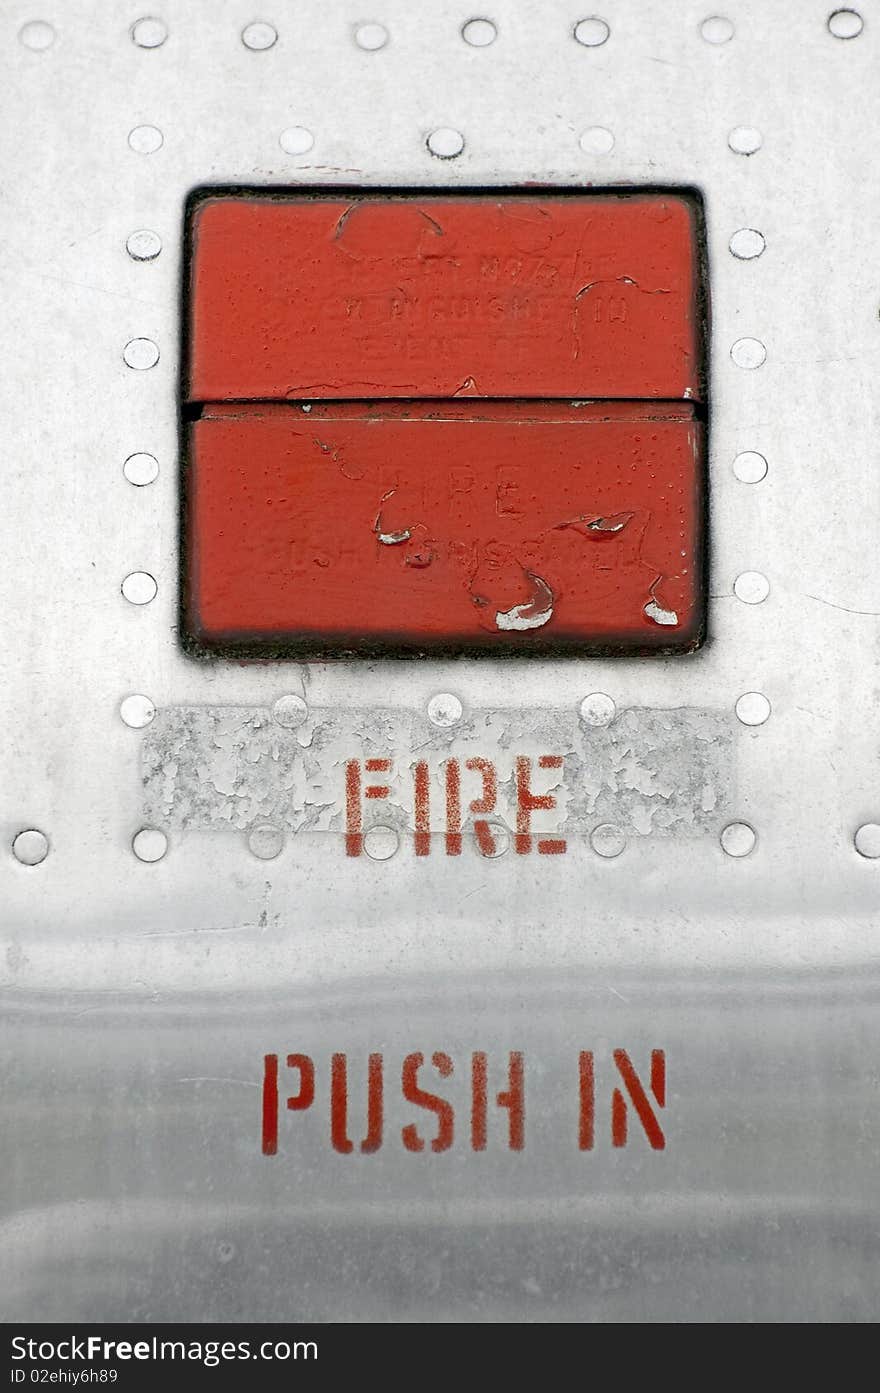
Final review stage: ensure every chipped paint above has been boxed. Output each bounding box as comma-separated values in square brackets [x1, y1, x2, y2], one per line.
[645, 598, 679, 626]
[586, 512, 635, 534]
[373, 487, 412, 545]
[494, 573, 554, 631]
[644, 576, 680, 626]
[377, 528, 411, 545]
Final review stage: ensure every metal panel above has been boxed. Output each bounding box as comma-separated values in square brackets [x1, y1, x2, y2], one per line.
[2, 0, 879, 1322]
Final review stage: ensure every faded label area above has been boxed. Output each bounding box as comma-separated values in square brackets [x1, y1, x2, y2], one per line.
[141, 705, 732, 851]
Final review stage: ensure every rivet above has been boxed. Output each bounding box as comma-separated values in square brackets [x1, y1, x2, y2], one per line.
[122, 571, 158, 605]
[732, 450, 768, 483]
[128, 125, 163, 154]
[123, 452, 159, 486]
[363, 825, 399, 860]
[735, 692, 771, 726]
[854, 823, 880, 858]
[427, 127, 465, 159]
[700, 16, 734, 44]
[131, 18, 168, 48]
[590, 823, 626, 858]
[241, 22, 277, 50]
[271, 694, 308, 728]
[573, 18, 610, 47]
[126, 229, 162, 261]
[354, 22, 388, 50]
[427, 693, 463, 727]
[12, 829, 49, 865]
[733, 571, 770, 605]
[279, 126, 314, 155]
[247, 825, 284, 860]
[120, 694, 156, 728]
[132, 828, 167, 862]
[123, 338, 160, 370]
[579, 126, 615, 155]
[728, 126, 762, 155]
[720, 822, 756, 857]
[729, 228, 765, 260]
[730, 337, 766, 369]
[462, 19, 497, 46]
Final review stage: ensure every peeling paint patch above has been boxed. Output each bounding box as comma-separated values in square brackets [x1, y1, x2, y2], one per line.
[141, 705, 732, 843]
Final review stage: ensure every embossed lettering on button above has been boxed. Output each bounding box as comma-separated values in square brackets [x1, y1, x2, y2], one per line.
[183, 189, 707, 657]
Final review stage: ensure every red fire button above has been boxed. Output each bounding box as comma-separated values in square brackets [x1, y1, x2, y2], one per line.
[183, 190, 706, 655]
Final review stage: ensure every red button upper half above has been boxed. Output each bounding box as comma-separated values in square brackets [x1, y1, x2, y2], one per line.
[186, 193, 704, 403]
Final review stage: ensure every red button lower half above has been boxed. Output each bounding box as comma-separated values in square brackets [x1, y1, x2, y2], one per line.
[185, 403, 704, 654]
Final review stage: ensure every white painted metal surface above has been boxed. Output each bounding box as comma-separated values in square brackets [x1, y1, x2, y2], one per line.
[2, 1, 879, 1322]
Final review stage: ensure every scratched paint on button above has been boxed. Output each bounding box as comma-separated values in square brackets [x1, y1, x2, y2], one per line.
[140, 705, 732, 846]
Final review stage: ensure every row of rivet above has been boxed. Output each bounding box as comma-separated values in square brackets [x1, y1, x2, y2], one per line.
[14, 692, 880, 864]
[20, 10, 864, 53]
